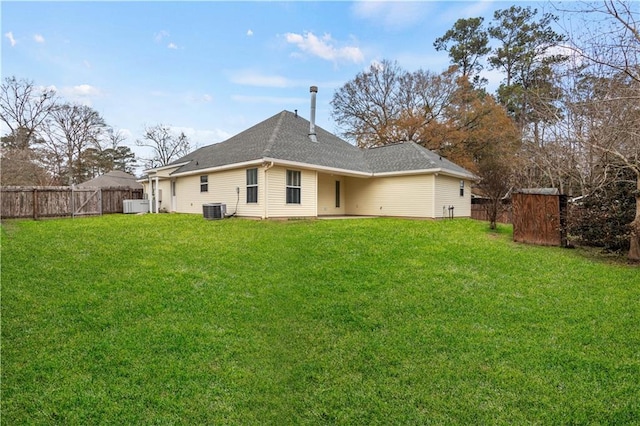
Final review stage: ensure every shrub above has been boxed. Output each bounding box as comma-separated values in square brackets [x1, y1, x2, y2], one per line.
[568, 173, 635, 252]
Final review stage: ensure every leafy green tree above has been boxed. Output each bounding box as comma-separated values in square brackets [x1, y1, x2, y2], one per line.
[434, 17, 490, 85]
[488, 6, 567, 135]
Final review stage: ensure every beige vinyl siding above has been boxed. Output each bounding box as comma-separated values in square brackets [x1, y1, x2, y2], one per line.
[265, 166, 317, 218]
[156, 180, 172, 212]
[317, 173, 345, 216]
[174, 168, 264, 216]
[434, 175, 472, 218]
[345, 174, 435, 217]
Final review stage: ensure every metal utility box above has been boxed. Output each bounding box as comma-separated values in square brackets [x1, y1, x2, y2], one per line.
[203, 203, 226, 220]
[123, 199, 150, 214]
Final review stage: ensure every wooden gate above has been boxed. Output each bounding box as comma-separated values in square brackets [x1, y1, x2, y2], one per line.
[72, 188, 102, 217]
[512, 190, 567, 247]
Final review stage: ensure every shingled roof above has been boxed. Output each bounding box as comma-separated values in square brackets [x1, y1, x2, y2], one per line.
[167, 110, 474, 179]
[78, 170, 143, 188]
[364, 141, 473, 176]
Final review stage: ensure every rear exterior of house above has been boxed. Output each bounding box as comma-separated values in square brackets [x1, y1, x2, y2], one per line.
[143, 163, 472, 219]
[141, 88, 475, 219]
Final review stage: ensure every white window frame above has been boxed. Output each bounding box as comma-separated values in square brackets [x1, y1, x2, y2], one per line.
[246, 168, 258, 203]
[200, 175, 208, 192]
[286, 170, 301, 204]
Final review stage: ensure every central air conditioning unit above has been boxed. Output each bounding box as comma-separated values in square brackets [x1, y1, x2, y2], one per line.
[123, 199, 150, 214]
[203, 203, 226, 220]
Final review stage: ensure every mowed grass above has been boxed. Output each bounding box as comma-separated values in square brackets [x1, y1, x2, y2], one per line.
[1, 214, 639, 424]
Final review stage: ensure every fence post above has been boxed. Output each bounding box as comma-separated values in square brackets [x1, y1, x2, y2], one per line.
[33, 188, 38, 220]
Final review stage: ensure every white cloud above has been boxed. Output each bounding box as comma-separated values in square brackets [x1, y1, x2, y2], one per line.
[167, 42, 178, 49]
[247, 29, 253, 37]
[351, 2, 430, 31]
[154, 30, 170, 43]
[34, 34, 45, 43]
[72, 84, 101, 96]
[5, 31, 17, 47]
[183, 92, 214, 104]
[170, 126, 232, 146]
[59, 84, 103, 106]
[284, 31, 364, 64]
[118, 128, 134, 141]
[229, 70, 291, 88]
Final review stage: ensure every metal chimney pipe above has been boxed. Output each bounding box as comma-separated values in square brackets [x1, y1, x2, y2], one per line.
[309, 86, 318, 142]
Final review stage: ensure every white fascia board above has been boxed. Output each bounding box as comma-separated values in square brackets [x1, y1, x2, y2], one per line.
[373, 168, 477, 180]
[169, 159, 264, 177]
[262, 157, 372, 178]
[143, 162, 190, 175]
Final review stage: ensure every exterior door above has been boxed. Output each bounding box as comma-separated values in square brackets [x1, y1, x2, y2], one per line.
[171, 180, 177, 212]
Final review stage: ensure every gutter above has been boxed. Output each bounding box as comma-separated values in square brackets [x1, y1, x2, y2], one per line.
[373, 168, 478, 180]
[143, 161, 190, 175]
[263, 161, 274, 219]
[169, 159, 265, 178]
[161, 158, 475, 182]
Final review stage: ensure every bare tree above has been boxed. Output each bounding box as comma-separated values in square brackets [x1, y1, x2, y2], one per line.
[136, 124, 190, 167]
[42, 103, 107, 185]
[561, 0, 640, 261]
[0, 76, 58, 149]
[0, 77, 60, 185]
[331, 60, 457, 148]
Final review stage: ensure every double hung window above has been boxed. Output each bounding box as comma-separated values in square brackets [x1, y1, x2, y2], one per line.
[286, 170, 301, 204]
[200, 175, 208, 192]
[246, 168, 258, 203]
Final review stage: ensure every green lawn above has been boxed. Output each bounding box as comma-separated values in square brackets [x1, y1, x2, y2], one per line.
[2, 214, 639, 424]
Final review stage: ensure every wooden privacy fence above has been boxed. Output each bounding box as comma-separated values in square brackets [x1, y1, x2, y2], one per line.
[1, 186, 143, 219]
[512, 190, 567, 247]
[471, 201, 512, 224]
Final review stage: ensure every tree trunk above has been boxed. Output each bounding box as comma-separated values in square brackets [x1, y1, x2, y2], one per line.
[629, 175, 640, 262]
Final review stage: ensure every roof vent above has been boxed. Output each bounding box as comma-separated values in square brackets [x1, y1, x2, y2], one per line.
[309, 86, 318, 142]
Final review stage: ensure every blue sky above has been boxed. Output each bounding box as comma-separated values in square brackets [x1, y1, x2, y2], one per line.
[2, 1, 548, 163]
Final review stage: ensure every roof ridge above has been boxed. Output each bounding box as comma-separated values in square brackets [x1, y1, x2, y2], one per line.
[263, 110, 286, 156]
[408, 141, 436, 164]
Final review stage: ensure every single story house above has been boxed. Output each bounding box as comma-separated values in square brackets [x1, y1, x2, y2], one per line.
[142, 87, 476, 219]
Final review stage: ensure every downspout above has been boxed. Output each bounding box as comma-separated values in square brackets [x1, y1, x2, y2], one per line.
[154, 176, 159, 214]
[148, 175, 152, 213]
[263, 161, 274, 219]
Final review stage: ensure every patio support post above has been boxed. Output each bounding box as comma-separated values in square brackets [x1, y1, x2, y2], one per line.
[154, 176, 159, 214]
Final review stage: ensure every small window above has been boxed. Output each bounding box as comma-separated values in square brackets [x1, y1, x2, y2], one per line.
[460, 180, 464, 197]
[335, 181, 341, 208]
[246, 168, 258, 203]
[200, 175, 208, 192]
[286, 170, 301, 204]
